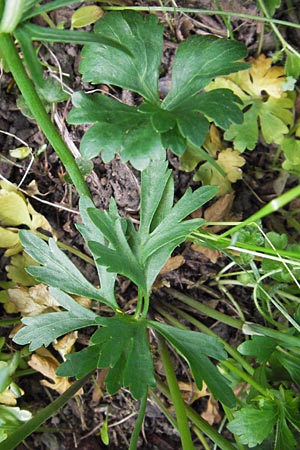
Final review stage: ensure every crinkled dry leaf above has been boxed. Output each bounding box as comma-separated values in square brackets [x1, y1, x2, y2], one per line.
[179, 381, 208, 405]
[160, 255, 185, 275]
[191, 245, 222, 263]
[28, 347, 83, 395]
[53, 332, 78, 359]
[6, 284, 59, 316]
[201, 395, 222, 425]
[203, 193, 241, 233]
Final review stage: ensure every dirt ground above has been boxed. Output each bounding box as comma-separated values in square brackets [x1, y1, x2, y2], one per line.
[1, 1, 300, 449]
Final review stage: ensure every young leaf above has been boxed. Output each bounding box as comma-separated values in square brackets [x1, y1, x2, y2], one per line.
[227, 400, 278, 447]
[80, 11, 163, 104]
[19, 231, 114, 308]
[88, 161, 217, 292]
[150, 321, 235, 407]
[88, 199, 147, 291]
[13, 289, 97, 351]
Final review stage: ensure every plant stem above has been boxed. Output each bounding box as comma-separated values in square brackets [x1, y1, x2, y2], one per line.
[220, 185, 300, 238]
[257, 0, 300, 57]
[166, 288, 244, 329]
[156, 378, 237, 450]
[0, 372, 92, 450]
[101, 6, 300, 30]
[129, 390, 148, 450]
[157, 336, 195, 450]
[0, 33, 91, 198]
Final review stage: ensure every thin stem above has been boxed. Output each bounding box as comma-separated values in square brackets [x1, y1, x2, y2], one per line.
[257, 0, 300, 57]
[222, 360, 268, 396]
[157, 335, 195, 450]
[0, 372, 93, 450]
[101, 6, 300, 30]
[156, 378, 237, 450]
[141, 291, 150, 318]
[129, 390, 148, 450]
[0, 33, 91, 198]
[166, 288, 244, 329]
[220, 185, 300, 238]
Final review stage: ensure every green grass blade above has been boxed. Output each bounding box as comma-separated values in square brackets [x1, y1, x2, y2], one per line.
[0, 372, 92, 450]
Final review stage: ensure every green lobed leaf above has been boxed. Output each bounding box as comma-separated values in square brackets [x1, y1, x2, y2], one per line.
[77, 196, 117, 306]
[227, 401, 279, 447]
[79, 11, 163, 104]
[162, 35, 248, 110]
[19, 231, 114, 308]
[13, 289, 97, 351]
[0, 405, 32, 443]
[68, 92, 164, 170]
[88, 199, 147, 291]
[150, 321, 235, 407]
[56, 345, 101, 379]
[238, 336, 278, 363]
[68, 12, 248, 168]
[88, 161, 217, 292]
[90, 315, 156, 399]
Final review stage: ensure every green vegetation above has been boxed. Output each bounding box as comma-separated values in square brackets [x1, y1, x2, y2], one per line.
[0, 1, 300, 449]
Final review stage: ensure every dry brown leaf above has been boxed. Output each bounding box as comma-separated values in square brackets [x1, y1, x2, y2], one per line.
[6, 284, 59, 316]
[203, 193, 241, 233]
[179, 381, 208, 405]
[28, 347, 83, 395]
[179, 381, 222, 424]
[201, 396, 222, 425]
[53, 331, 78, 359]
[160, 255, 185, 274]
[191, 244, 222, 263]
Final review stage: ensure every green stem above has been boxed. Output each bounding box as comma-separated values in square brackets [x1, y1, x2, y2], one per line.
[101, 6, 300, 30]
[157, 336, 195, 450]
[220, 185, 300, 238]
[257, 0, 300, 57]
[0, 32, 91, 198]
[129, 390, 148, 450]
[222, 360, 268, 396]
[156, 378, 237, 450]
[166, 288, 243, 329]
[0, 372, 92, 450]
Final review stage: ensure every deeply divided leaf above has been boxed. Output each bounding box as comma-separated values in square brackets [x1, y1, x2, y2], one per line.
[58, 315, 156, 400]
[13, 289, 97, 351]
[87, 161, 217, 292]
[19, 230, 114, 308]
[150, 321, 235, 407]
